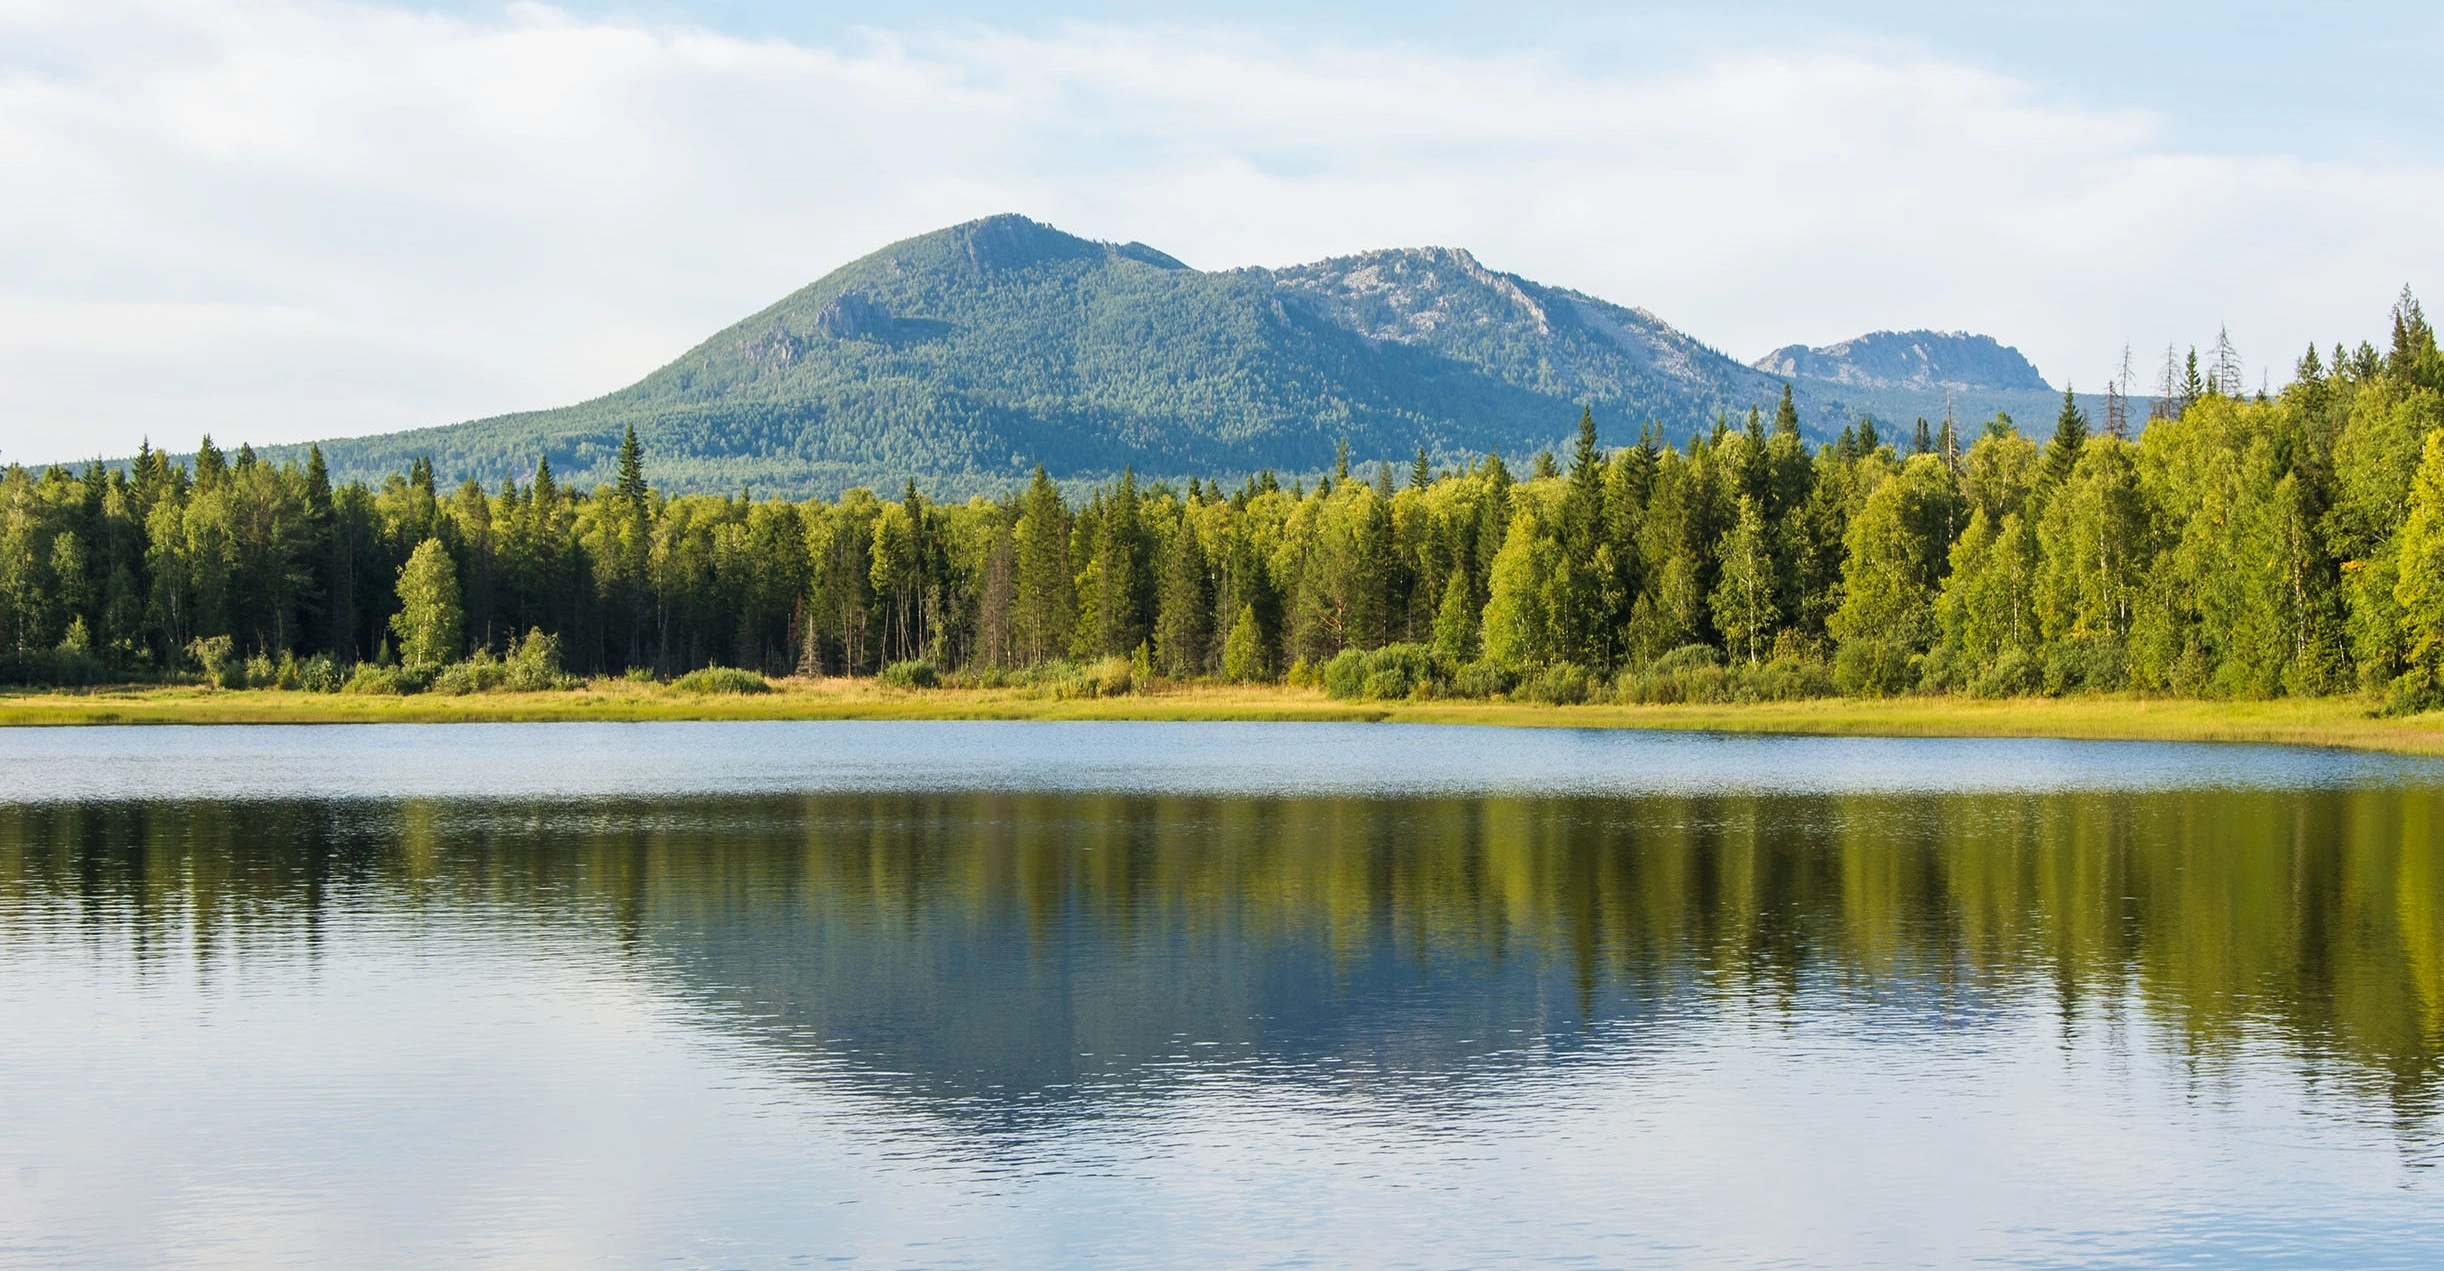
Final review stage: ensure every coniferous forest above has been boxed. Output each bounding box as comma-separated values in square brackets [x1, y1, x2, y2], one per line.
[9, 295, 2444, 712]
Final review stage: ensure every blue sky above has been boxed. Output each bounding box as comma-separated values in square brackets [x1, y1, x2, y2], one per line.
[2, 0, 2437, 462]
[420, 0, 2441, 158]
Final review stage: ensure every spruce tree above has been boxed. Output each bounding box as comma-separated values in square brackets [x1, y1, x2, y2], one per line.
[1773, 384, 1801, 438]
[1011, 467, 1071, 664]
[2039, 385, 2089, 491]
[616, 425, 647, 505]
[1154, 509, 1211, 677]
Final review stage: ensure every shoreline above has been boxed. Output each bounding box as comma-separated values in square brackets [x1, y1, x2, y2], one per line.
[4, 681, 2443, 755]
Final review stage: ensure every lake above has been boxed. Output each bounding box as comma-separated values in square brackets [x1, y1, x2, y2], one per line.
[3, 721, 2442, 1268]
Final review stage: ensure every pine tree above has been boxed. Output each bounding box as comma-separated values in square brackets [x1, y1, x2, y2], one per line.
[1411, 445, 1432, 491]
[1773, 383, 1801, 438]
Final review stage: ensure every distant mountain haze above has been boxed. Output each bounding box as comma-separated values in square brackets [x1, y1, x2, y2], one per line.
[266, 216, 2060, 496]
[1752, 331, 2053, 394]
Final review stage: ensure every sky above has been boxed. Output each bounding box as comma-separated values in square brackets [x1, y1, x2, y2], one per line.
[2, 0, 2438, 465]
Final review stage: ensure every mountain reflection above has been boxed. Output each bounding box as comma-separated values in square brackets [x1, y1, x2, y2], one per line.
[5, 786, 2441, 1124]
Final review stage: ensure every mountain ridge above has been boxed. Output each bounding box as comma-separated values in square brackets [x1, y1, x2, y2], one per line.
[258, 216, 2053, 496]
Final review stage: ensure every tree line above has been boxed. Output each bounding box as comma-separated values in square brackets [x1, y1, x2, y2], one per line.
[6, 293, 2444, 709]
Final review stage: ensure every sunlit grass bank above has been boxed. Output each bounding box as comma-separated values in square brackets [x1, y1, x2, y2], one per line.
[5, 680, 2444, 755]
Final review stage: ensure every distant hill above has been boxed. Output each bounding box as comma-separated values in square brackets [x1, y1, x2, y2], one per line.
[1753, 330, 2052, 394]
[262, 217, 2066, 497]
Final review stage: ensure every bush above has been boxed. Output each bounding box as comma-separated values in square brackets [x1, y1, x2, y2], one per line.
[2382, 670, 2444, 717]
[1513, 661, 1595, 705]
[624, 666, 659, 684]
[670, 665, 770, 694]
[1319, 644, 1440, 702]
[344, 662, 433, 695]
[1092, 654, 1134, 697]
[1832, 638, 1913, 697]
[294, 655, 343, 693]
[1446, 660, 1514, 700]
[1320, 649, 1369, 700]
[501, 630, 577, 691]
[1971, 649, 2044, 698]
[1612, 645, 1836, 705]
[879, 660, 939, 690]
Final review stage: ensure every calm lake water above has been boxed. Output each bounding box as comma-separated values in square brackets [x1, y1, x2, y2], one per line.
[4, 721, 2444, 1268]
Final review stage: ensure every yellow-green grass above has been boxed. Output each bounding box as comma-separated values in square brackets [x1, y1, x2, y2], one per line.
[4, 680, 2444, 755]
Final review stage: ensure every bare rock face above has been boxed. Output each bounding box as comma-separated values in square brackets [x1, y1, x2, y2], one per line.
[1753, 331, 2051, 393]
[816, 291, 893, 340]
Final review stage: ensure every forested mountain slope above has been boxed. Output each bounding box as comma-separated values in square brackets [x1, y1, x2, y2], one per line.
[277, 215, 1869, 497]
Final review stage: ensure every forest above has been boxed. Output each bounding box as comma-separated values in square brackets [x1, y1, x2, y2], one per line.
[6, 294, 2444, 712]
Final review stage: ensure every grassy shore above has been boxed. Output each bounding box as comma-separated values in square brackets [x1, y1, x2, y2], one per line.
[4, 679, 2443, 754]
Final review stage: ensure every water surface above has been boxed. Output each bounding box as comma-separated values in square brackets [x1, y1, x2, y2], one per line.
[3, 722, 2441, 1267]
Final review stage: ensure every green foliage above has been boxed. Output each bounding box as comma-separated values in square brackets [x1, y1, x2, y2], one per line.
[2389, 429, 2444, 711]
[1220, 605, 1269, 684]
[431, 630, 577, 694]
[4, 289, 2437, 712]
[669, 665, 771, 694]
[391, 538, 462, 667]
[1321, 643, 1438, 702]
[879, 659, 940, 690]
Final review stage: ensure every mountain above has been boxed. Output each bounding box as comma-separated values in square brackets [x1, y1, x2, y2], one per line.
[274, 216, 2047, 497]
[1746, 330, 2085, 438]
[1752, 330, 2051, 394]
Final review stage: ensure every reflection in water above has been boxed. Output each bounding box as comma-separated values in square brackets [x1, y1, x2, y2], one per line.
[8, 771, 2444, 1267]
[6, 786, 2441, 1128]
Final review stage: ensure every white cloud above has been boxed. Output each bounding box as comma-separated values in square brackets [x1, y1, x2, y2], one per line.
[1, 0, 2436, 463]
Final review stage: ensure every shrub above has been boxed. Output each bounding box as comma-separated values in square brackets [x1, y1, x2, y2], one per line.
[1733, 656, 1836, 702]
[432, 653, 506, 695]
[1513, 661, 1594, 705]
[670, 665, 770, 694]
[1611, 645, 1837, 705]
[879, 660, 939, 690]
[1446, 661, 1514, 700]
[1092, 654, 1134, 697]
[1970, 649, 2044, 698]
[1832, 639, 1913, 697]
[1321, 644, 1439, 702]
[187, 635, 236, 688]
[2382, 670, 2444, 717]
[295, 655, 343, 693]
[344, 662, 433, 695]
[624, 666, 659, 684]
[1320, 649, 1369, 700]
